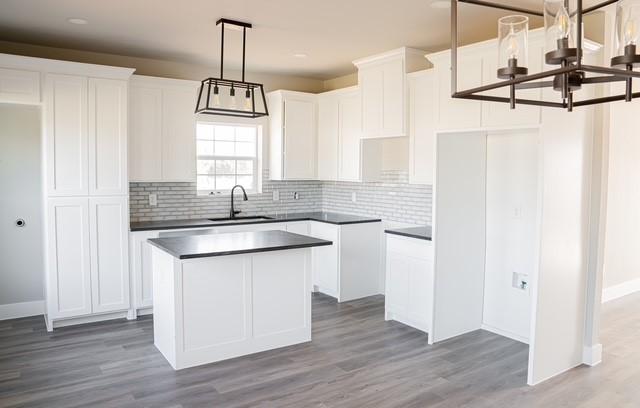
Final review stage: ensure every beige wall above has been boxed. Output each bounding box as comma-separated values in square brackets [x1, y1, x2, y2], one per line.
[0, 40, 324, 93]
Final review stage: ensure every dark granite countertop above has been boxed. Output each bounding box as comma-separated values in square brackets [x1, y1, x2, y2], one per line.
[384, 226, 432, 241]
[131, 212, 381, 232]
[148, 230, 333, 259]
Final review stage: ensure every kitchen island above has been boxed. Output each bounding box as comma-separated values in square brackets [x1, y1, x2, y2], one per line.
[148, 230, 332, 370]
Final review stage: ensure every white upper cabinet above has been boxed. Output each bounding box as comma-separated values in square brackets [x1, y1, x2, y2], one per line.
[338, 89, 362, 181]
[432, 52, 483, 130]
[0, 68, 40, 105]
[129, 75, 197, 182]
[428, 29, 547, 131]
[267, 90, 317, 180]
[129, 85, 162, 181]
[354, 47, 429, 139]
[45, 74, 89, 196]
[88, 78, 128, 195]
[408, 70, 435, 185]
[317, 93, 340, 181]
[316, 86, 362, 182]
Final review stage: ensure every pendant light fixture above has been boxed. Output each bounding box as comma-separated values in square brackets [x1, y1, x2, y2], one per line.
[450, 0, 640, 111]
[195, 18, 269, 118]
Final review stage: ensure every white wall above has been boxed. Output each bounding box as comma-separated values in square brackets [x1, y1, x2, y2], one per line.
[601, 98, 640, 300]
[0, 104, 44, 318]
[483, 131, 539, 343]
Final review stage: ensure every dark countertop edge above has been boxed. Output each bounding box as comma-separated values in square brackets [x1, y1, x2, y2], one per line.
[130, 215, 382, 232]
[384, 229, 432, 241]
[147, 239, 333, 260]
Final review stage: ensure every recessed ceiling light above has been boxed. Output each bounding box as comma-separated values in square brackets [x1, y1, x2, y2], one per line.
[430, 0, 450, 9]
[67, 18, 88, 25]
[293, 53, 308, 58]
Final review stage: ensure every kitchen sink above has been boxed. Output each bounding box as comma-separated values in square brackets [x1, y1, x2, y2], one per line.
[207, 215, 274, 222]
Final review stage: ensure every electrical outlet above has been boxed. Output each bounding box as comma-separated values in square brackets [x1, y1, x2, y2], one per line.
[351, 192, 357, 203]
[512, 272, 529, 290]
[273, 190, 280, 201]
[293, 192, 300, 200]
[149, 193, 157, 206]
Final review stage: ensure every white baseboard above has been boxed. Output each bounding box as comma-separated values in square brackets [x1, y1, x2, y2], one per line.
[602, 278, 640, 303]
[0, 300, 44, 320]
[481, 323, 529, 345]
[583, 343, 603, 366]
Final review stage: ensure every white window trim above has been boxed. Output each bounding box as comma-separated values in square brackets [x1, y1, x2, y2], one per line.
[195, 119, 263, 196]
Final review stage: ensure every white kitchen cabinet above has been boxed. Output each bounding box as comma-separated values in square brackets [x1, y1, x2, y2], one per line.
[88, 78, 128, 195]
[285, 221, 310, 235]
[89, 196, 130, 313]
[128, 75, 198, 182]
[309, 221, 340, 297]
[46, 196, 131, 320]
[309, 221, 381, 302]
[317, 93, 339, 181]
[316, 86, 362, 182]
[432, 52, 483, 130]
[338, 89, 362, 181]
[46, 198, 92, 319]
[408, 70, 435, 185]
[129, 85, 162, 181]
[385, 233, 434, 333]
[353, 47, 429, 139]
[267, 90, 317, 180]
[0, 67, 40, 105]
[44, 74, 89, 196]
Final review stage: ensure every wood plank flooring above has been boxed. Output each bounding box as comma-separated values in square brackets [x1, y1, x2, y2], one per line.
[0, 292, 639, 407]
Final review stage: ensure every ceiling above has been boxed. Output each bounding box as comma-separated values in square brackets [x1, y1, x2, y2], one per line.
[0, 0, 605, 80]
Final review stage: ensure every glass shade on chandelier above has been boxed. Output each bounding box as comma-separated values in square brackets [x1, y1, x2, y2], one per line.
[497, 15, 529, 79]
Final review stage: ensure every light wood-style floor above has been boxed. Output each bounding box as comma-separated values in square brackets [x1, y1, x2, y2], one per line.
[0, 292, 638, 408]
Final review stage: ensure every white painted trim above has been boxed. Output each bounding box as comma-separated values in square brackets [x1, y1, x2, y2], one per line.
[583, 344, 603, 366]
[0, 300, 45, 320]
[51, 310, 129, 329]
[602, 278, 640, 303]
[0, 53, 134, 79]
[353, 47, 426, 67]
[481, 323, 529, 345]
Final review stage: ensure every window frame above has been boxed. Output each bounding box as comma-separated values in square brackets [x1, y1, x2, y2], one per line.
[195, 119, 263, 196]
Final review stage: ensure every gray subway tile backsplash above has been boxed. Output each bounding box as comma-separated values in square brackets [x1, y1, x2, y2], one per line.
[129, 169, 432, 225]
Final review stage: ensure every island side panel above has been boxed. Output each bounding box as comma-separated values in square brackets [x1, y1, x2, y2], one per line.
[172, 249, 312, 370]
[151, 246, 178, 369]
[252, 249, 312, 345]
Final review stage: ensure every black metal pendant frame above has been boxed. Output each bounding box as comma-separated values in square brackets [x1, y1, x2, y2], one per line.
[451, 0, 640, 111]
[196, 18, 269, 118]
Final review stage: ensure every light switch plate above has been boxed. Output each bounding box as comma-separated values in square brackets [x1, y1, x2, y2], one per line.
[149, 193, 157, 206]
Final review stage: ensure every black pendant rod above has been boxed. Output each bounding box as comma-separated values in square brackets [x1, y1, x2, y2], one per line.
[242, 27, 246, 83]
[220, 21, 225, 79]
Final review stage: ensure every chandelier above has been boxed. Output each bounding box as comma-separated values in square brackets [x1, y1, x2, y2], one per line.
[451, 0, 640, 111]
[195, 19, 269, 118]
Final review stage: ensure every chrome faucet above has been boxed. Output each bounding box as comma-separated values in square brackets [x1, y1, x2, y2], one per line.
[229, 185, 248, 219]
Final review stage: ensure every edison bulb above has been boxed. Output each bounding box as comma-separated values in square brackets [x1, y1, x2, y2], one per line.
[244, 90, 252, 111]
[506, 32, 520, 59]
[229, 87, 237, 110]
[212, 85, 221, 107]
[555, 5, 571, 40]
[624, 17, 638, 45]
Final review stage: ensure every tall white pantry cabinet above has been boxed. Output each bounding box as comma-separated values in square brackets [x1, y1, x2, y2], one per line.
[43, 68, 134, 330]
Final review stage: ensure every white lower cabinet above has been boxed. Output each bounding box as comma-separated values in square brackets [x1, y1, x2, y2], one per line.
[46, 196, 130, 326]
[384, 234, 434, 333]
[46, 198, 92, 319]
[308, 221, 381, 302]
[89, 196, 130, 313]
